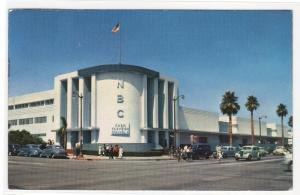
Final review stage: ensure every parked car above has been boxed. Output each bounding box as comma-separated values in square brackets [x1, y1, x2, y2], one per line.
[40, 145, 67, 158]
[273, 146, 287, 155]
[8, 144, 20, 156]
[17, 144, 42, 157]
[221, 146, 237, 158]
[235, 145, 261, 161]
[283, 151, 293, 171]
[258, 147, 268, 157]
[191, 143, 212, 160]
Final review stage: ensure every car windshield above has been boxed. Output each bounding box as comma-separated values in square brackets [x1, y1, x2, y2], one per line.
[242, 147, 252, 150]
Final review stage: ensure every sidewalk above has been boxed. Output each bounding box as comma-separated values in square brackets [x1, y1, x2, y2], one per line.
[68, 154, 174, 161]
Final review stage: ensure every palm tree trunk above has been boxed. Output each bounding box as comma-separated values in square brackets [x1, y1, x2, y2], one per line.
[229, 115, 232, 146]
[281, 116, 284, 146]
[251, 111, 254, 145]
[64, 129, 67, 150]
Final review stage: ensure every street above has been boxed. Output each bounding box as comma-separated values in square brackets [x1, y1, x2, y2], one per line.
[8, 155, 292, 190]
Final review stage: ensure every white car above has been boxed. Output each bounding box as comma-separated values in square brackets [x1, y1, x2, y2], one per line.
[273, 146, 287, 155]
[235, 145, 261, 161]
[283, 151, 293, 171]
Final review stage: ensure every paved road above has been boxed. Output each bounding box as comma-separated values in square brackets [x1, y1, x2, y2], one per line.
[8, 155, 292, 190]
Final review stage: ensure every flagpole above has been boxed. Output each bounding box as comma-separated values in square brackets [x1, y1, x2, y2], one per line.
[119, 22, 122, 64]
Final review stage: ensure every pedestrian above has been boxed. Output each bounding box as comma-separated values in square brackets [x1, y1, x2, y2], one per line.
[98, 144, 102, 156]
[102, 144, 106, 156]
[113, 145, 119, 157]
[216, 145, 222, 162]
[75, 142, 80, 158]
[105, 144, 110, 156]
[118, 146, 123, 159]
[109, 145, 114, 159]
[176, 147, 182, 162]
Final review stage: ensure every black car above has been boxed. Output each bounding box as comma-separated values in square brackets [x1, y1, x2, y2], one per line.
[40, 145, 67, 158]
[8, 144, 20, 156]
[192, 143, 212, 160]
[17, 144, 43, 157]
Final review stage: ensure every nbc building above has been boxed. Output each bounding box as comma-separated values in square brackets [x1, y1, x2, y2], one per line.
[8, 64, 290, 152]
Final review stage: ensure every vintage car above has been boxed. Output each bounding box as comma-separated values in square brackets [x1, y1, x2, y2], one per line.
[40, 145, 67, 158]
[221, 146, 237, 158]
[258, 147, 268, 157]
[273, 146, 287, 155]
[17, 144, 42, 157]
[191, 143, 212, 160]
[235, 145, 261, 161]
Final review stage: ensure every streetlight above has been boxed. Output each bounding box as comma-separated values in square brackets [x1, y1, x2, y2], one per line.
[172, 94, 184, 149]
[73, 91, 83, 157]
[258, 115, 267, 144]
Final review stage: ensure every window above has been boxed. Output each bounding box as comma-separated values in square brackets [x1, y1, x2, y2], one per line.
[8, 105, 14, 110]
[35, 116, 47, 124]
[19, 118, 33, 125]
[45, 99, 54, 105]
[15, 103, 29, 109]
[8, 120, 18, 126]
[29, 101, 44, 107]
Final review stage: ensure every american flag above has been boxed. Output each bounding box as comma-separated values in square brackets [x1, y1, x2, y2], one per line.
[112, 23, 120, 33]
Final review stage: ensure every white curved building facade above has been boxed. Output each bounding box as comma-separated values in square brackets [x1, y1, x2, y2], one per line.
[8, 64, 290, 152]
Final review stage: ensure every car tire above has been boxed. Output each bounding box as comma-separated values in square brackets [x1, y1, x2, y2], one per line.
[247, 155, 252, 161]
[235, 157, 239, 161]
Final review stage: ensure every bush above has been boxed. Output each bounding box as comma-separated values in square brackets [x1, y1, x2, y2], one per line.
[8, 130, 45, 145]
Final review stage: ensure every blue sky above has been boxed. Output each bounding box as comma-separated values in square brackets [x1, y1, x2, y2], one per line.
[8, 10, 292, 124]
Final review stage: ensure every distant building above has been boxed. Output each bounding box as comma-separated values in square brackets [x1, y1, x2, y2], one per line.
[8, 64, 289, 152]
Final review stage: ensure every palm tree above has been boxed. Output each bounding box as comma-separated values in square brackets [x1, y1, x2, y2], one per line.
[245, 96, 260, 145]
[58, 117, 67, 150]
[220, 91, 240, 146]
[276, 104, 288, 146]
[288, 116, 293, 128]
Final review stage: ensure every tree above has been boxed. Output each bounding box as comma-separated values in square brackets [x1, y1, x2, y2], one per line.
[245, 96, 260, 145]
[288, 116, 293, 128]
[57, 117, 67, 149]
[220, 91, 240, 146]
[8, 129, 45, 145]
[276, 104, 288, 146]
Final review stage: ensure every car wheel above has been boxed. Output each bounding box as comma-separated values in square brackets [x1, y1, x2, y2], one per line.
[247, 155, 252, 161]
[257, 155, 261, 160]
[235, 157, 239, 161]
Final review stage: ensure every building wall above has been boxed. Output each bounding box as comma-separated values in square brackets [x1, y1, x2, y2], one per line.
[8, 90, 56, 141]
[96, 71, 143, 143]
[178, 107, 219, 133]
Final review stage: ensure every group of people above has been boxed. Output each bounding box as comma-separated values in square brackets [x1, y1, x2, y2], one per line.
[176, 145, 193, 162]
[98, 144, 123, 159]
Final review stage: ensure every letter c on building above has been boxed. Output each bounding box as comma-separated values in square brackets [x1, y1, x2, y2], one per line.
[117, 110, 124, 118]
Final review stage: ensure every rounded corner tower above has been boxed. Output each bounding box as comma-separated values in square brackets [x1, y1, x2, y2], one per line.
[54, 64, 178, 151]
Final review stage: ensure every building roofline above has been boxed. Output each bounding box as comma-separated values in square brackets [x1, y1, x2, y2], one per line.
[78, 64, 159, 78]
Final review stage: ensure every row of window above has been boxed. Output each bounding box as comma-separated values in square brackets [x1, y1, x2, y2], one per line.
[8, 99, 54, 110]
[9, 116, 48, 126]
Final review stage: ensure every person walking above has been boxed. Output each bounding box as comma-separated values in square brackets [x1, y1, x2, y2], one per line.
[216, 145, 223, 162]
[118, 146, 123, 159]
